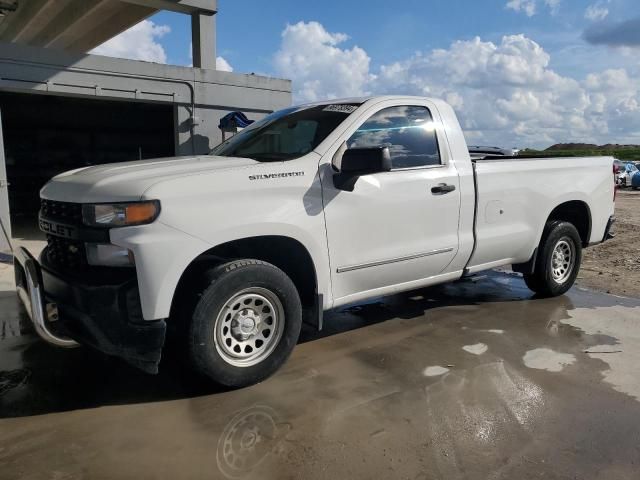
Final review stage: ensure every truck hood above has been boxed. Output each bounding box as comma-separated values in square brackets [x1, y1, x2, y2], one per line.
[40, 155, 258, 203]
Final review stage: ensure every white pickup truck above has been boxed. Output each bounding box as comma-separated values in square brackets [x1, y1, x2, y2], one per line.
[14, 96, 615, 387]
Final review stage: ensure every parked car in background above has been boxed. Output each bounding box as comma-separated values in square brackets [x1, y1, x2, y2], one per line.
[632, 165, 640, 190]
[617, 162, 639, 188]
[613, 159, 625, 174]
[613, 159, 623, 184]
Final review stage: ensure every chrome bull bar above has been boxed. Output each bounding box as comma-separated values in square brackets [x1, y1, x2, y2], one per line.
[14, 247, 79, 348]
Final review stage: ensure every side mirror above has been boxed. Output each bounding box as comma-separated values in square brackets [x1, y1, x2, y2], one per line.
[333, 146, 392, 191]
[339, 146, 392, 174]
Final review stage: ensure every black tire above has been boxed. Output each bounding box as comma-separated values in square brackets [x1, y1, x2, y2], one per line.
[187, 259, 302, 388]
[523, 221, 582, 297]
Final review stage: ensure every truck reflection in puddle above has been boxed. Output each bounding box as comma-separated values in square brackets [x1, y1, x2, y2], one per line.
[217, 404, 288, 479]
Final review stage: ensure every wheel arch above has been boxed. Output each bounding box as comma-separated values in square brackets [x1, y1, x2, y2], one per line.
[514, 199, 591, 275]
[170, 235, 321, 325]
[546, 200, 592, 247]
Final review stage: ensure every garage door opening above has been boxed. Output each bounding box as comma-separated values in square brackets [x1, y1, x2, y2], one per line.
[0, 92, 175, 241]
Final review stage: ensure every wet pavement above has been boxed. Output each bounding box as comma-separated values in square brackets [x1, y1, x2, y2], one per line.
[1, 270, 640, 479]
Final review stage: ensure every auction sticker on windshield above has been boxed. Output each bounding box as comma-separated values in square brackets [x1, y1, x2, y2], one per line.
[323, 105, 358, 114]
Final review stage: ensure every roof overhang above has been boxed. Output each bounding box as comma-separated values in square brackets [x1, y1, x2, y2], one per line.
[123, 0, 216, 15]
[0, 0, 216, 53]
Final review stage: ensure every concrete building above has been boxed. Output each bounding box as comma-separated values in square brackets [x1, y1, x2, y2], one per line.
[0, 0, 292, 252]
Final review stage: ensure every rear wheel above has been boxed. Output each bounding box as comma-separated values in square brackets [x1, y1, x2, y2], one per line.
[523, 221, 582, 297]
[187, 260, 302, 388]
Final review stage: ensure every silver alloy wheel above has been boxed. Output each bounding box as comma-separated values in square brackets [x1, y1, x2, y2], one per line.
[214, 287, 285, 367]
[550, 238, 575, 284]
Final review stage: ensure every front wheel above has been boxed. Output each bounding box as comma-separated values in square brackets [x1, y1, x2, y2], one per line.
[523, 221, 582, 297]
[187, 260, 302, 388]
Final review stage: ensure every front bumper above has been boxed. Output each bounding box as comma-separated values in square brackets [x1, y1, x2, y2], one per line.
[14, 247, 166, 374]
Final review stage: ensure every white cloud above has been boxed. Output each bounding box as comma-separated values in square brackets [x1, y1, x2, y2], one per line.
[216, 56, 233, 72]
[585, 2, 610, 21]
[506, 0, 561, 16]
[273, 22, 640, 148]
[373, 35, 595, 146]
[91, 20, 170, 63]
[506, 0, 537, 16]
[273, 21, 374, 102]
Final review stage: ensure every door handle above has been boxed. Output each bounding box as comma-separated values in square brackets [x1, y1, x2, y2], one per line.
[431, 183, 456, 195]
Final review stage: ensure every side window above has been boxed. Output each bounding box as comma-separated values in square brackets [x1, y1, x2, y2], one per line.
[347, 106, 441, 169]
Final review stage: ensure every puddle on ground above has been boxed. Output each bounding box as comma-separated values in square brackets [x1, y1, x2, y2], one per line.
[562, 305, 640, 402]
[423, 366, 450, 377]
[523, 348, 576, 372]
[424, 361, 545, 475]
[462, 343, 488, 355]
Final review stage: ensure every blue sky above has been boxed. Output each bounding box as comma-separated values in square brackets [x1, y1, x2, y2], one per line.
[93, 0, 640, 148]
[152, 0, 633, 75]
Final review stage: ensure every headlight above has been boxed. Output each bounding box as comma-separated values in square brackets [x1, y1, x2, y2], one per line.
[86, 244, 135, 267]
[82, 201, 160, 228]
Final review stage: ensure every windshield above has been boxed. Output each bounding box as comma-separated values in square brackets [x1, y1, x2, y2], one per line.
[210, 104, 361, 161]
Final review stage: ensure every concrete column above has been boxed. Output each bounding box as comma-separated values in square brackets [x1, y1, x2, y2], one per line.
[191, 12, 216, 69]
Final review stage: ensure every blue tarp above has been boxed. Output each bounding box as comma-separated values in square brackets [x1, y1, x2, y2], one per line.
[218, 111, 254, 130]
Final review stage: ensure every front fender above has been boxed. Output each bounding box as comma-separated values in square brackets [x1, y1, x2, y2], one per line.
[111, 221, 332, 321]
[135, 155, 331, 318]
[110, 222, 212, 321]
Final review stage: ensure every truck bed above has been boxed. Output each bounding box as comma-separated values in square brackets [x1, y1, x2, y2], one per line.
[466, 156, 615, 274]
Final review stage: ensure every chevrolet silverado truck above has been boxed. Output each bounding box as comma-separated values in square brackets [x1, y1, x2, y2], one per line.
[14, 96, 616, 387]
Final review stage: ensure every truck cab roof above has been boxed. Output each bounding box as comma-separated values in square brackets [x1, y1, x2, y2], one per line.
[299, 95, 446, 108]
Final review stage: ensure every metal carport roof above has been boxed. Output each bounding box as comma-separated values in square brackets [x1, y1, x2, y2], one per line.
[0, 0, 216, 53]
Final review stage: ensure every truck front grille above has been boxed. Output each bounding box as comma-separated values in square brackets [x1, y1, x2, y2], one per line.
[45, 236, 88, 270]
[40, 199, 83, 226]
[40, 200, 87, 270]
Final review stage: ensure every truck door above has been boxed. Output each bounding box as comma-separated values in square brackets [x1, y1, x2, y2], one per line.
[321, 103, 461, 303]
[0, 109, 10, 253]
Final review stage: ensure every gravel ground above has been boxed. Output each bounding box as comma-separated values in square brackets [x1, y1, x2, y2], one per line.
[578, 190, 640, 298]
